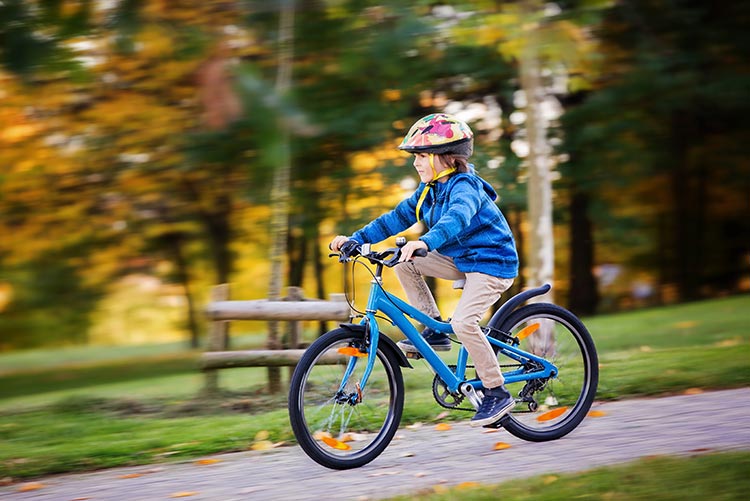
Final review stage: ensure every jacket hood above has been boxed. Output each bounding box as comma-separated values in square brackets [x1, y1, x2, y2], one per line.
[445, 171, 498, 201]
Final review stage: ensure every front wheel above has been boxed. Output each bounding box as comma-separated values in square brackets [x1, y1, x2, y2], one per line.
[492, 303, 598, 442]
[288, 328, 404, 469]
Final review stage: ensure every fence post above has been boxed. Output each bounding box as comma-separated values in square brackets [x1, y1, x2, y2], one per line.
[203, 284, 229, 395]
[285, 286, 304, 384]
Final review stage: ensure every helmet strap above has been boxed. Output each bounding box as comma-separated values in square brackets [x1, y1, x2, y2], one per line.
[415, 154, 456, 222]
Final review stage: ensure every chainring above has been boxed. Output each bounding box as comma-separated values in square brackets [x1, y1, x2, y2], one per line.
[431, 366, 475, 412]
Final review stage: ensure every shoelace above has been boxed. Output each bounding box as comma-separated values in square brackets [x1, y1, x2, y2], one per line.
[478, 394, 501, 412]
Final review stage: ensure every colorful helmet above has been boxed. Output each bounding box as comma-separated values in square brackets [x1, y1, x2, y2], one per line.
[398, 113, 474, 157]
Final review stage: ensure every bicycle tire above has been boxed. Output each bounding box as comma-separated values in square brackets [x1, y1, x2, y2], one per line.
[492, 303, 598, 442]
[288, 327, 404, 469]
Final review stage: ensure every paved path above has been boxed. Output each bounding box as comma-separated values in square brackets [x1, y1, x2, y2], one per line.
[3, 388, 750, 500]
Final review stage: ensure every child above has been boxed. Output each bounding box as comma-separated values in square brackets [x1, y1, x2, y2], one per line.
[330, 113, 519, 427]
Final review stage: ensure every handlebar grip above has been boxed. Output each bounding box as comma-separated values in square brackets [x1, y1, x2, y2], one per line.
[413, 248, 428, 258]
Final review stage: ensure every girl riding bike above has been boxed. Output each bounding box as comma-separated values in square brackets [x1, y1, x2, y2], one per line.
[331, 113, 519, 428]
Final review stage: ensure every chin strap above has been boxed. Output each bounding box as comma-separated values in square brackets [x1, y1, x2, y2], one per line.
[415, 154, 455, 223]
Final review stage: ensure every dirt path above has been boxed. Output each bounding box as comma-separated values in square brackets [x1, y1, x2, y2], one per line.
[3, 388, 750, 500]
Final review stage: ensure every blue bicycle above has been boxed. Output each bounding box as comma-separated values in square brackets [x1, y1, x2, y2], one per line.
[289, 239, 598, 469]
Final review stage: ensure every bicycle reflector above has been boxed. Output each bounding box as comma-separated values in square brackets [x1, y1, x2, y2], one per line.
[321, 436, 352, 451]
[337, 347, 368, 357]
[517, 322, 541, 340]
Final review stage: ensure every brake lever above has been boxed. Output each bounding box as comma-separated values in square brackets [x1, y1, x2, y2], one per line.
[383, 247, 427, 267]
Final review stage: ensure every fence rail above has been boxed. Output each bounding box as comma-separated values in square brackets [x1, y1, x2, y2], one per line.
[201, 285, 351, 394]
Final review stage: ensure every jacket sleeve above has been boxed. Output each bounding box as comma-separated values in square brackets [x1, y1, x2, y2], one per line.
[419, 179, 481, 250]
[351, 190, 420, 244]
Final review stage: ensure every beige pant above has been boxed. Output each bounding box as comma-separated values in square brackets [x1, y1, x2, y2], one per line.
[394, 251, 514, 389]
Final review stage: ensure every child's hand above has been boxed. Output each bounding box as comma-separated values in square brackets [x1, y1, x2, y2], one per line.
[399, 240, 428, 262]
[330, 235, 350, 251]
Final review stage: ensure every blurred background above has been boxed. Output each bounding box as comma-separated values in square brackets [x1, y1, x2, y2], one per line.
[1, 0, 749, 352]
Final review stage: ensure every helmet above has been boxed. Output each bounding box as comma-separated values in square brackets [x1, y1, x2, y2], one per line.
[398, 113, 473, 157]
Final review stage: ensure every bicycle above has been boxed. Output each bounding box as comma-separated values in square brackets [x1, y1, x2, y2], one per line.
[288, 238, 599, 470]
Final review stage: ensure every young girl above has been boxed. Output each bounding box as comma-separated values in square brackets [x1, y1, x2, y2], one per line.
[330, 113, 519, 427]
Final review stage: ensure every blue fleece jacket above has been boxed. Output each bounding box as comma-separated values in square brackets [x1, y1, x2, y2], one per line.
[351, 172, 518, 279]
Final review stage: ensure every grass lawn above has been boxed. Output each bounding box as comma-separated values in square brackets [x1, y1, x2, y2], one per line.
[1, 294, 749, 479]
[387, 451, 750, 500]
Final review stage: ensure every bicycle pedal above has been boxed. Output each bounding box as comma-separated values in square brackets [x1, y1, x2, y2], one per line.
[405, 352, 423, 360]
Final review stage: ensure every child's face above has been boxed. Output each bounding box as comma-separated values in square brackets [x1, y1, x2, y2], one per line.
[413, 153, 444, 184]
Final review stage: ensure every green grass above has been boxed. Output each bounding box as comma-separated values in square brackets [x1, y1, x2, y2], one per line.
[0, 294, 748, 480]
[387, 451, 750, 500]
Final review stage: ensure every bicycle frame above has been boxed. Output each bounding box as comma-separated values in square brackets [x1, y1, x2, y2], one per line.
[353, 274, 559, 396]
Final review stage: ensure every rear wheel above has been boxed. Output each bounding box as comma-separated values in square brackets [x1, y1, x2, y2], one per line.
[492, 303, 598, 441]
[288, 328, 404, 469]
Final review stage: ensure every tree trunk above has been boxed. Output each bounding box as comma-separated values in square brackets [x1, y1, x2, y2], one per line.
[267, 0, 295, 394]
[518, 2, 555, 355]
[313, 224, 329, 336]
[519, 38, 555, 301]
[567, 190, 598, 315]
[287, 229, 307, 287]
[166, 233, 201, 348]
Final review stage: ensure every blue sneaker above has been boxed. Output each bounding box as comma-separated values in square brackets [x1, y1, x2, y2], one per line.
[470, 386, 515, 427]
[397, 327, 452, 353]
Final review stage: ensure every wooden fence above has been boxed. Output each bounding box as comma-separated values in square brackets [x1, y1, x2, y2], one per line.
[200, 285, 351, 394]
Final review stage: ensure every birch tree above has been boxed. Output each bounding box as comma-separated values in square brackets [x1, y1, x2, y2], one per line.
[266, 0, 295, 393]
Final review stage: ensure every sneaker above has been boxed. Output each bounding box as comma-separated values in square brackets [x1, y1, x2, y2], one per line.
[470, 386, 515, 427]
[397, 327, 452, 353]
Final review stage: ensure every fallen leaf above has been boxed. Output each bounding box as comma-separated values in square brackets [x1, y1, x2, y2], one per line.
[313, 430, 332, 440]
[400, 451, 415, 458]
[250, 440, 275, 451]
[457, 481, 480, 490]
[434, 423, 452, 431]
[684, 388, 703, 395]
[194, 458, 221, 465]
[715, 337, 741, 348]
[542, 475, 558, 484]
[587, 410, 607, 418]
[406, 422, 423, 430]
[493, 442, 512, 450]
[434, 411, 449, 420]
[254, 430, 270, 441]
[18, 483, 45, 492]
[536, 407, 568, 422]
[482, 428, 500, 433]
[170, 492, 198, 498]
[340, 432, 368, 442]
[433, 485, 449, 494]
[673, 321, 698, 329]
[368, 471, 399, 477]
[118, 473, 143, 479]
[0, 478, 13, 487]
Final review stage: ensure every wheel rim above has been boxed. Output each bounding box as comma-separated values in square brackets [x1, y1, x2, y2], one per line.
[502, 312, 593, 434]
[297, 337, 398, 460]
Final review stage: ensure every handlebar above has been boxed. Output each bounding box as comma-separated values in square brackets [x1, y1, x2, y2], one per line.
[330, 239, 427, 267]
